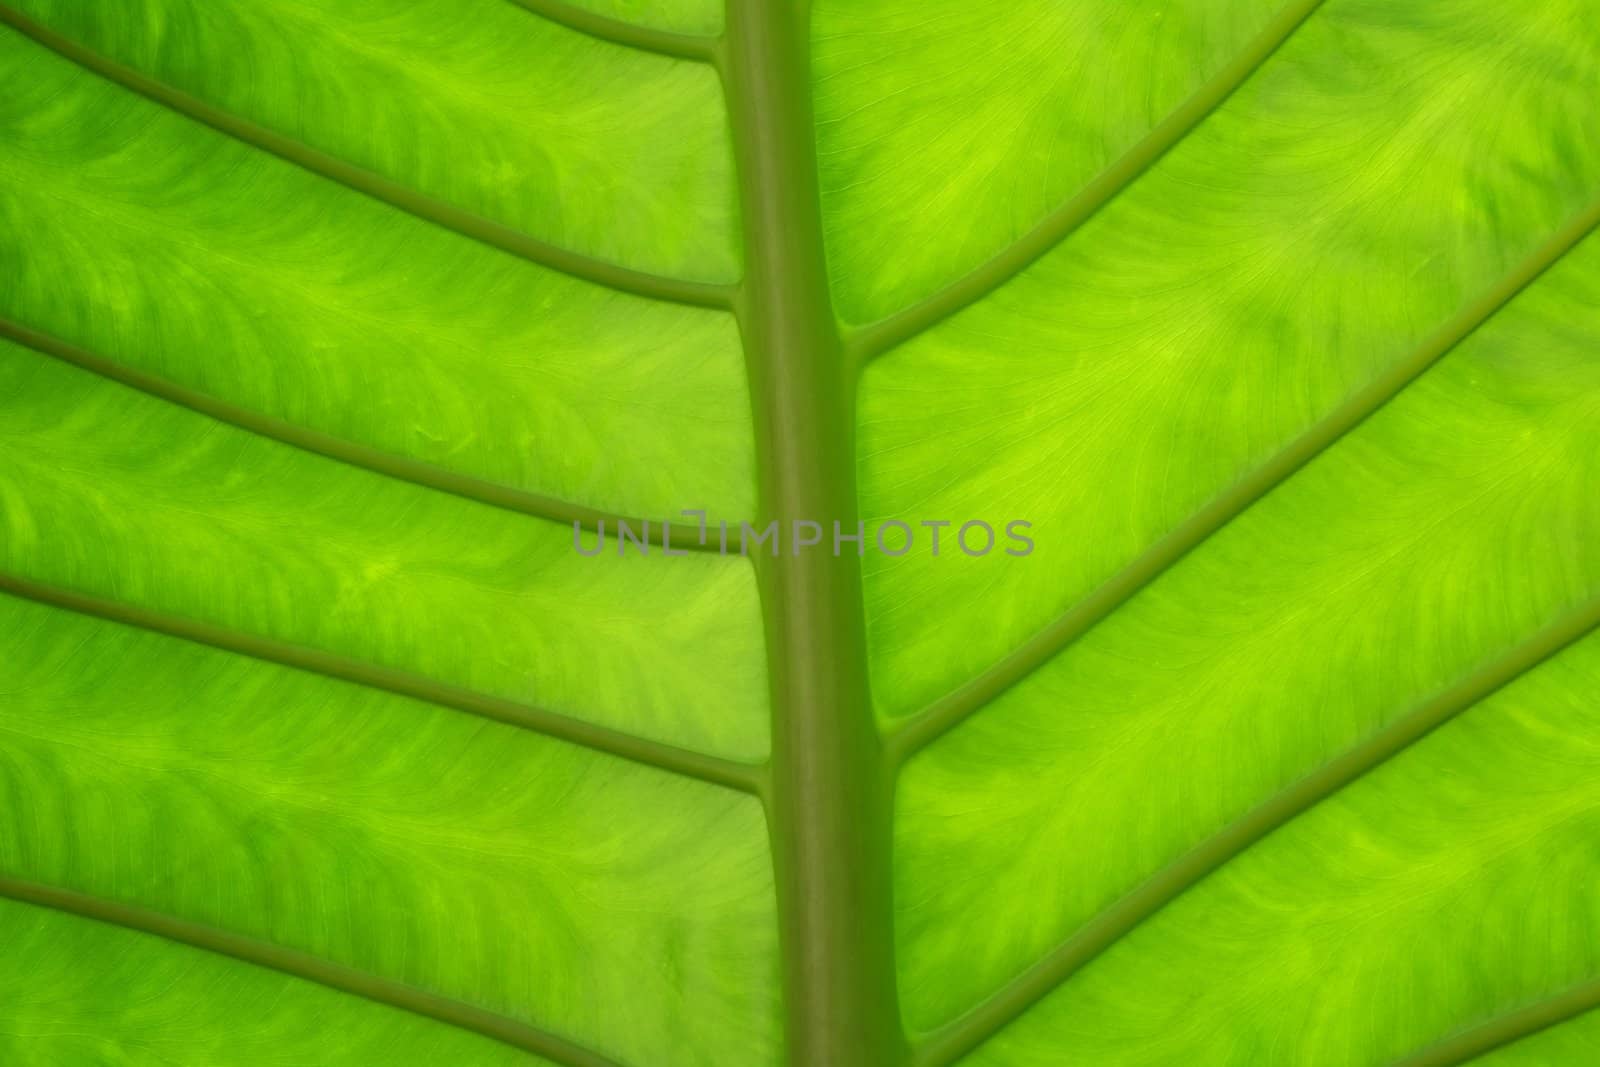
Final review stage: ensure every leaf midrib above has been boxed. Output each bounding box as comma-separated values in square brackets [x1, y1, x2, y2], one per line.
[3, 5, 898, 1064]
[6, 1, 1597, 1064]
[720, 2, 905, 1062]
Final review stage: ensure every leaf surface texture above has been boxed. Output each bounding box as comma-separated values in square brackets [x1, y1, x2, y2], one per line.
[1, 1, 1597, 1065]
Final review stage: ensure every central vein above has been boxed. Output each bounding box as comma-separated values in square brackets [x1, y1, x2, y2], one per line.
[720, 2, 905, 1064]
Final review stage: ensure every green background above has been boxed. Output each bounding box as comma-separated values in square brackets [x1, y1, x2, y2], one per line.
[0, 0, 1597, 1064]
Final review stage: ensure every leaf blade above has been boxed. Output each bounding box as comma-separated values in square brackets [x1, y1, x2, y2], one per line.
[5, 0, 740, 282]
[0, 591, 781, 1066]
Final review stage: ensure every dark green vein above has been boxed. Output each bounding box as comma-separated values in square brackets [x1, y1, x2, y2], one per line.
[842, 0, 1325, 363]
[503, 0, 718, 62]
[723, 1, 906, 1063]
[1395, 982, 1600, 1067]
[913, 596, 1600, 1067]
[0, 873, 623, 1067]
[0, 318, 727, 555]
[887, 194, 1600, 764]
[0, 573, 765, 795]
[0, 5, 733, 310]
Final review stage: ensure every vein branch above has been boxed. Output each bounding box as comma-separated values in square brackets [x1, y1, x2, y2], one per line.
[1392, 978, 1600, 1066]
[0, 4, 733, 310]
[913, 595, 1600, 1067]
[0, 573, 766, 795]
[0, 874, 627, 1067]
[888, 194, 1600, 764]
[843, 0, 1326, 363]
[0, 318, 730, 555]
[503, 0, 719, 62]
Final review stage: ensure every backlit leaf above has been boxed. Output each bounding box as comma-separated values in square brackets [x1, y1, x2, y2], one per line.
[0, 1, 1596, 1065]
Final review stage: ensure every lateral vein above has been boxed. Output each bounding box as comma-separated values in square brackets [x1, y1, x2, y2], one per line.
[503, 0, 719, 62]
[843, 0, 1327, 363]
[887, 194, 1600, 763]
[0, 874, 627, 1067]
[1391, 977, 1600, 1067]
[0, 4, 733, 310]
[0, 318, 730, 555]
[912, 595, 1600, 1067]
[0, 573, 765, 795]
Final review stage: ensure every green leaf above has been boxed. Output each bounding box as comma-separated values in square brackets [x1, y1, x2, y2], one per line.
[0, 1, 1597, 1066]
